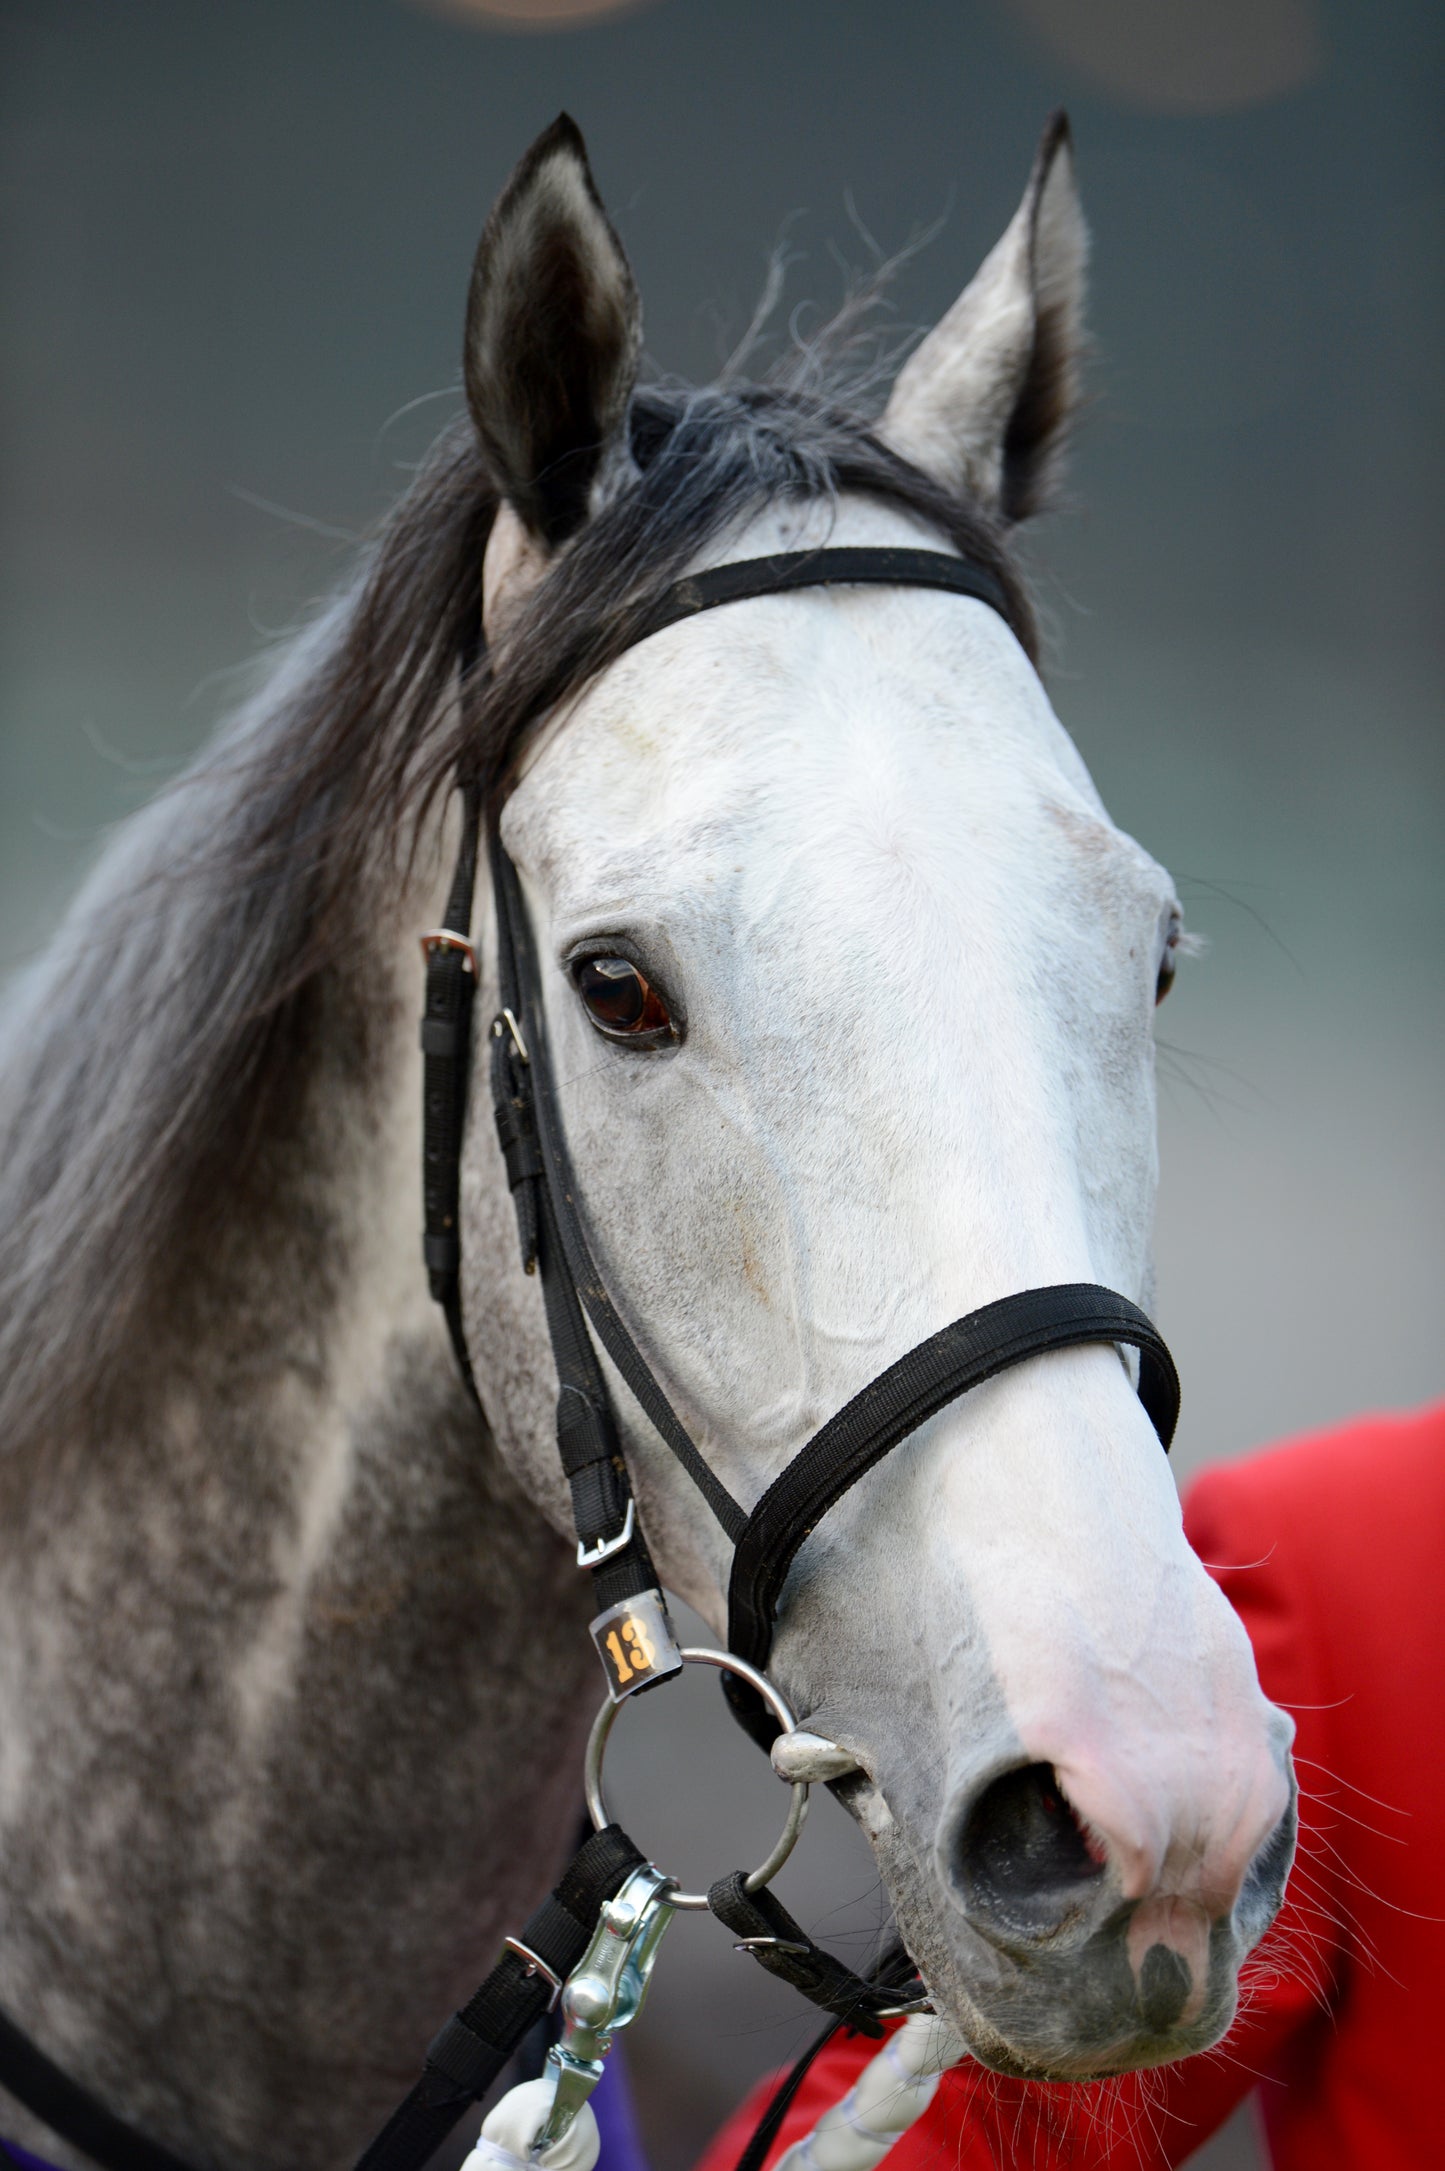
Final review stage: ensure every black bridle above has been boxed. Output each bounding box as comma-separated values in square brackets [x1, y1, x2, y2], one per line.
[0, 546, 1180, 2171]
[422, 544, 1179, 1738]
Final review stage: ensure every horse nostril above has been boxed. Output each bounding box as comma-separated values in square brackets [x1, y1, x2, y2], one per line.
[955, 1762, 1107, 1941]
[1236, 1791, 1298, 1947]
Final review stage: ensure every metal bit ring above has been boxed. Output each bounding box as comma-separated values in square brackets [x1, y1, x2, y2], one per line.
[584, 1646, 810, 1911]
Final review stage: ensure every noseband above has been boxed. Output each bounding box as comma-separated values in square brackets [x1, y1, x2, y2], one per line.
[423, 544, 1180, 1742]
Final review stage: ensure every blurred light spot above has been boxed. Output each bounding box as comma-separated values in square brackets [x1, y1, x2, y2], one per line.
[1003, 0, 1323, 113]
[412, 0, 662, 30]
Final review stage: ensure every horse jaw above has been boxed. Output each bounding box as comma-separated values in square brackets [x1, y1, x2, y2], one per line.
[461, 490, 1292, 2078]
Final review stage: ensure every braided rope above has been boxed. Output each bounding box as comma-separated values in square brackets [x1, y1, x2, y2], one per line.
[774, 2014, 966, 2171]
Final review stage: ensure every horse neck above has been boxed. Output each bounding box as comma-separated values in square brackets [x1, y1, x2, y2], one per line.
[0, 736, 596, 2168]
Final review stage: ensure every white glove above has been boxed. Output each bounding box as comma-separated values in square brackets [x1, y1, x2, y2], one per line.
[460, 2076, 601, 2171]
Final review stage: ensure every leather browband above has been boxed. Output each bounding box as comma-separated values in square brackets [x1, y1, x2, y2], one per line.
[631, 545, 1020, 645]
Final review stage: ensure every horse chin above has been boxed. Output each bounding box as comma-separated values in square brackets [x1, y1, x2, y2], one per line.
[936, 1984, 1241, 2084]
[906, 1932, 1245, 2084]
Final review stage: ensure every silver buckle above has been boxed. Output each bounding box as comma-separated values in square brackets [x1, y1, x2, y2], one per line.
[576, 1497, 636, 1569]
[491, 1007, 530, 1065]
[420, 928, 476, 975]
[502, 1937, 563, 2011]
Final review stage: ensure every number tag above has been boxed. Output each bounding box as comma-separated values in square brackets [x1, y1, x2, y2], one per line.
[590, 1590, 684, 1702]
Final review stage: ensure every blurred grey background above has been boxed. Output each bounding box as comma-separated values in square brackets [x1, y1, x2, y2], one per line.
[2, 3, 1440, 2168]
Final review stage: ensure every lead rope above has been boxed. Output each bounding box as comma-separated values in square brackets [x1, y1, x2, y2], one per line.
[762, 2013, 967, 2171]
[446, 1964, 959, 2171]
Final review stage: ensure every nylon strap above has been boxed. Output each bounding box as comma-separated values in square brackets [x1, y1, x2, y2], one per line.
[490, 840, 672, 1610]
[720, 1937, 926, 2171]
[492, 842, 748, 1544]
[352, 1823, 646, 2171]
[420, 782, 483, 1403]
[726, 1284, 1179, 1673]
[630, 546, 1018, 647]
[728, 2015, 847, 2171]
[706, 1876, 887, 2036]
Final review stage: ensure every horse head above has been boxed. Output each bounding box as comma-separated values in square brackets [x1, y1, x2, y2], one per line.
[458, 116, 1294, 2082]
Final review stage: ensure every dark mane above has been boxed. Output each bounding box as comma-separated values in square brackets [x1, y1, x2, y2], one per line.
[462, 382, 1036, 798]
[219, 378, 1036, 939]
[0, 376, 1033, 1453]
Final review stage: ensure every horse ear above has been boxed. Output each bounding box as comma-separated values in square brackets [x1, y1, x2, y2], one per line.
[465, 114, 641, 552]
[880, 113, 1087, 523]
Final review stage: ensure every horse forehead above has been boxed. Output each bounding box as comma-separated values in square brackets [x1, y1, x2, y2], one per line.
[514, 583, 1105, 889]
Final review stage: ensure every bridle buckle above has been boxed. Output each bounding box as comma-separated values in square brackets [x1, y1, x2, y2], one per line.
[575, 1497, 635, 1569]
[420, 927, 476, 975]
[491, 1007, 530, 1065]
[502, 1937, 563, 2011]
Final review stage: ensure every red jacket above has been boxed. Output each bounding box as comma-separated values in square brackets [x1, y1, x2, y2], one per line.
[697, 1405, 1445, 2171]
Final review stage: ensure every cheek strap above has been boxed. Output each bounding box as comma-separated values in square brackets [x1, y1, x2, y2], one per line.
[482, 831, 1178, 1741]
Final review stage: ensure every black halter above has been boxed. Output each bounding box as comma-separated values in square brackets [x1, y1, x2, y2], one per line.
[0, 548, 1181, 2171]
[422, 545, 1180, 1738]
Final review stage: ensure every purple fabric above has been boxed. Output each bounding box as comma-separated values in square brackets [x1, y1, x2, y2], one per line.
[0, 2141, 61, 2171]
[591, 2049, 651, 2171]
[4, 2053, 653, 2171]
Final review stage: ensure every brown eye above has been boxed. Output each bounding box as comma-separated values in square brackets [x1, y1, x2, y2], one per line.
[1156, 926, 1180, 1006]
[572, 956, 675, 1042]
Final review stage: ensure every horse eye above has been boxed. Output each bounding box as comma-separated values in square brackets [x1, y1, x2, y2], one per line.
[1155, 926, 1180, 1006]
[572, 956, 675, 1042]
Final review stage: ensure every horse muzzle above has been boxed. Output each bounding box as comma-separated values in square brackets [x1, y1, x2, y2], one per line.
[909, 1753, 1298, 2077]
